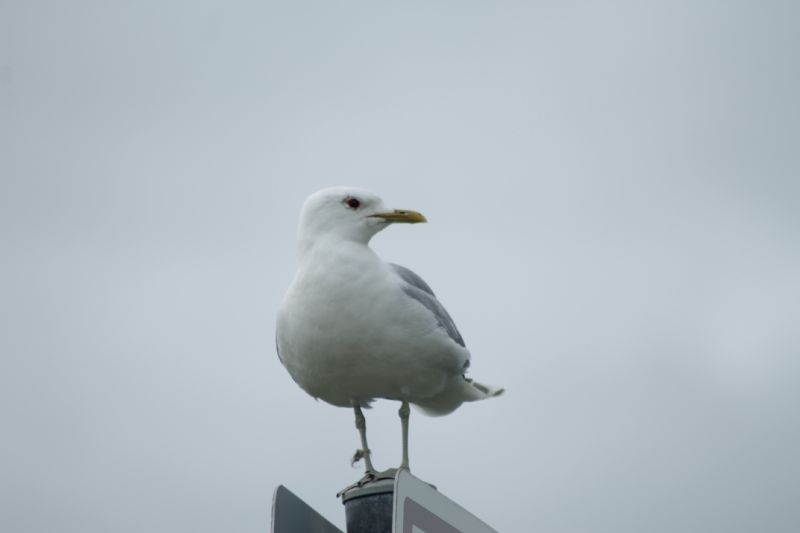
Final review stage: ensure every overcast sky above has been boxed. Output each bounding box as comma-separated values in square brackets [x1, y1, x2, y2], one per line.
[1, 1, 799, 532]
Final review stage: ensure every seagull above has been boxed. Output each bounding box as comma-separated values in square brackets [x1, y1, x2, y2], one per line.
[276, 186, 503, 482]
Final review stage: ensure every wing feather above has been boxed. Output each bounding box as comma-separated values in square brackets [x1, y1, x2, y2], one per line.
[389, 263, 466, 348]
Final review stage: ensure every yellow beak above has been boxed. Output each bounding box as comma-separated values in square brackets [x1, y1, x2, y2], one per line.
[369, 209, 427, 224]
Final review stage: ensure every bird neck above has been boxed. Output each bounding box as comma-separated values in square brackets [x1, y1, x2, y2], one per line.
[297, 234, 375, 263]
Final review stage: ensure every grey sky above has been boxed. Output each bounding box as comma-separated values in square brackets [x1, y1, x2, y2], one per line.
[1, 1, 799, 531]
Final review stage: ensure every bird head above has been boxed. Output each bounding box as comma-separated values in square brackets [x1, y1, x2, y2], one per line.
[297, 186, 426, 248]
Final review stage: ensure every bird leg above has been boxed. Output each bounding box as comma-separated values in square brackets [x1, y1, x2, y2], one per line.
[352, 405, 376, 474]
[338, 403, 409, 497]
[399, 400, 410, 471]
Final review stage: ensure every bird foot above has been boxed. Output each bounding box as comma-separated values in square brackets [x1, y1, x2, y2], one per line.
[371, 467, 400, 480]
[336, 468, 400, 498]
[350, 448, 370, 467]
[336, 471, 373, 498]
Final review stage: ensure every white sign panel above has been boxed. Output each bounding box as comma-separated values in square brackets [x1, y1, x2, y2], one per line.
[393, 470, 497, 533]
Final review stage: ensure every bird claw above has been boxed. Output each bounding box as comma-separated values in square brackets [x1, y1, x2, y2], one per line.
[336, 468, 400, 498]
[336, 471, 374, 498]
[350, 448, 370, 467]
[370, 467, 399, 481]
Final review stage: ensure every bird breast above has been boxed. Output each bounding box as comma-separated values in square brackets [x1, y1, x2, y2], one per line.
[277, 245, 457, 405]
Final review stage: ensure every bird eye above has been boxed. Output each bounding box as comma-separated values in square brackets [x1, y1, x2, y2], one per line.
[344, 197, 361, 209]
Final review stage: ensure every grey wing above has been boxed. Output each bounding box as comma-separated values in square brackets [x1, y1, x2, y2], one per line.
[390, 263, 436, 295]
[389, 263, 466, 348]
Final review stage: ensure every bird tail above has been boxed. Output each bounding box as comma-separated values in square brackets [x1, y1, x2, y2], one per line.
[414, 377, 504, 417]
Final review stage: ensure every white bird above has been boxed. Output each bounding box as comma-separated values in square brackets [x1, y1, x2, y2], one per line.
[276, 186, 503, 481]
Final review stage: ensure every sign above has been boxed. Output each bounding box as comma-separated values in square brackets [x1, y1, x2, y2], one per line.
[272, 485, 344, 533]
[393, 470, 497, 533]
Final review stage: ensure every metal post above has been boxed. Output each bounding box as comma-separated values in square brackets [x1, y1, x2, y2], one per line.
[340, 479, 395, 533]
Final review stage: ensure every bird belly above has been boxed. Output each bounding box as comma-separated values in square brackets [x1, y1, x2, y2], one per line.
[277, 264, 460, 406]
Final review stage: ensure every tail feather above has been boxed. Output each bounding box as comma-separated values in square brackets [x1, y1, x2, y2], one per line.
[413, 376, 504, 416]
[463, 378, 505, 399]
